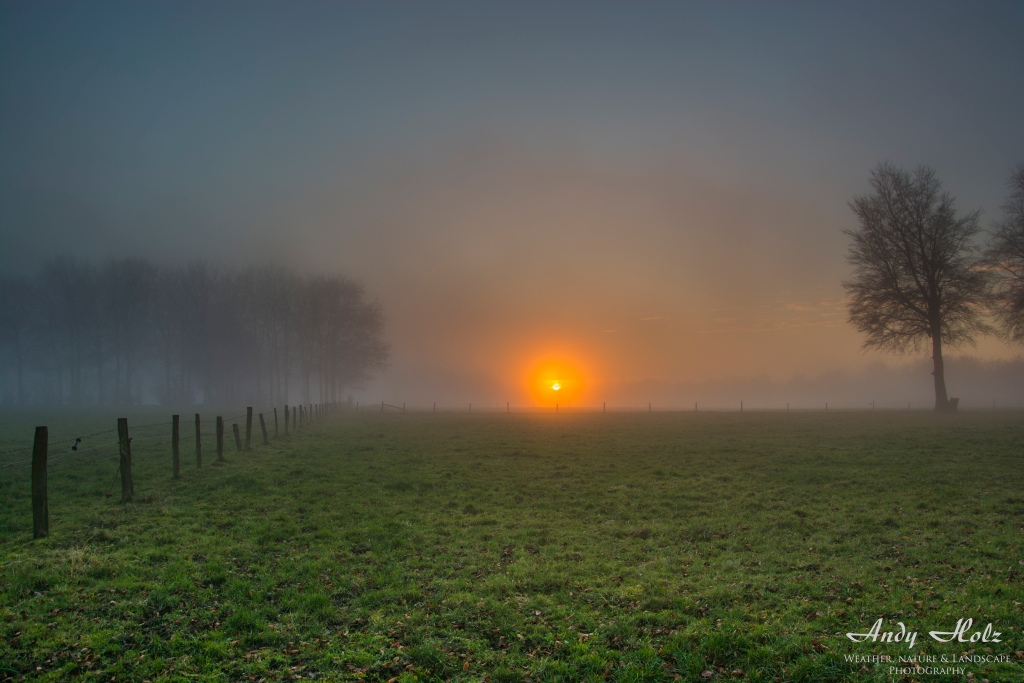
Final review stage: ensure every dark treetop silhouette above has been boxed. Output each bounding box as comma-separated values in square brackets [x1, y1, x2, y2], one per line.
[0, 259, 388, 406]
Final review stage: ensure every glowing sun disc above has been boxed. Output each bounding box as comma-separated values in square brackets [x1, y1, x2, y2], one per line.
[552, 383, 561, 391]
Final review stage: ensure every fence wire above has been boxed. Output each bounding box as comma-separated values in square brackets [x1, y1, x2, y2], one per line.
[0, 406, 295, 477]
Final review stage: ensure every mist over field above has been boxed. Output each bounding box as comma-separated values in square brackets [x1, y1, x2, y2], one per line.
[2, 2, 1023, 412]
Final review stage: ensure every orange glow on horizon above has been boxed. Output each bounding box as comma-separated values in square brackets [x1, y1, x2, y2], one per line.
[525, 354, 589, 406]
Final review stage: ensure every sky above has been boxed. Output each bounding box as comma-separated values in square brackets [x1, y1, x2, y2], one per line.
[2, 1, 1023, 408]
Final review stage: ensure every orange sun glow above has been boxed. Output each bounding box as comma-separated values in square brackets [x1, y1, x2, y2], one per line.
[525, 355, 588, 406]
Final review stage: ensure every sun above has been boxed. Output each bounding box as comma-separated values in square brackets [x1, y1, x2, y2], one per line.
[524, 356, 587, 406]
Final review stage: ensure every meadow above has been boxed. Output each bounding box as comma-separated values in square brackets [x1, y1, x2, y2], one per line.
[1, 409, 1022, 682]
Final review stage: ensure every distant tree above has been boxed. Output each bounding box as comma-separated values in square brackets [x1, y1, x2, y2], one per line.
[34, 258, 99, 404]
[0, 275, 34, 403]
[843, 163, 992, 412]
[101, 258, 156, 404]
[986, 164, 1024, 343]
[1, 256, 389, 406]
[293, 274, 388, 404]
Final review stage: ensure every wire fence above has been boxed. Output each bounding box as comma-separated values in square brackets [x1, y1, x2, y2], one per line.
[7, 401, 342, 539]
[0, 405, 304, 469]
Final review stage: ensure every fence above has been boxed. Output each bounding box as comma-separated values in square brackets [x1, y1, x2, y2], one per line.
[361, 400, 898, 413]
[8, 402, 340, 540]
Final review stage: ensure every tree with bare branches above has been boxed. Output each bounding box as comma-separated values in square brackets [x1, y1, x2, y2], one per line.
[843, 163, 991, 412]
[986, 164, 1024, 343]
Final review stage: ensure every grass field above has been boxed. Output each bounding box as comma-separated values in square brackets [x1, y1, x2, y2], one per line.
[1, 410, 1022, 682]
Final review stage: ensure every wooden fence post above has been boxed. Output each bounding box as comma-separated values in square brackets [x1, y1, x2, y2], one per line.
[216, 416, 224, 462]
[195, 414, 202, 468]
[32, 426, 48, 539]
[117, 418, 134, 503]
[232, 423, 242, 452]
[245, 407, 253, 451]
[259, 413, 268, 445]
[172, 414, 180, 478]
[273, 407, 279, 437]
[284, 404, 289, 435]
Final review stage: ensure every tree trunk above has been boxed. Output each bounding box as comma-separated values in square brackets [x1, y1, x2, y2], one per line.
[931, 331, 951, 412]
[14, 330, 25, 404]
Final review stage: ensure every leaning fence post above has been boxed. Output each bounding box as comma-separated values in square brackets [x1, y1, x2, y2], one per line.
[232, 423, 242, 452]
[245, 407, 253, 451]
[32, 426, 48, 539]
[195, 414, 202, 468]
[259, 413, 269, 445]
[172, 414, 180, 478]
[117, 418, 134, 503]
[273, 407, 279, 437]
[216, 416, 224, 462]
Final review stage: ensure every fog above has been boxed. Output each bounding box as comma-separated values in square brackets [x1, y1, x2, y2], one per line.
[2, 2, 1023, 408]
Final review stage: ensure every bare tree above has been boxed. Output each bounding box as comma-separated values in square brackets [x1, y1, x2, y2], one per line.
[2, 256, 388, 406]
[293, 274, 389, 404]
[0, 275, 33, 403]
[101, 258, 156, 404]
[35, 258, 99, 404]
[986, 164, 1024, 343]
[843, 163, 992, 412]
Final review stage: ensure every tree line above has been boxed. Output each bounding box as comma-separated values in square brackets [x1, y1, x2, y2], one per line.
[0, 260, 389, 406]
[844, 163, 1024, 411]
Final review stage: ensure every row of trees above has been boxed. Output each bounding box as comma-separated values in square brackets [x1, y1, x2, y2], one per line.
[0, 260, 389, 406]
[844, 163, 1024, 412]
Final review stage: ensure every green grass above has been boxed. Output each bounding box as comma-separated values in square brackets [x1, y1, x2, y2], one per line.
[1, 410, 1023, 682]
